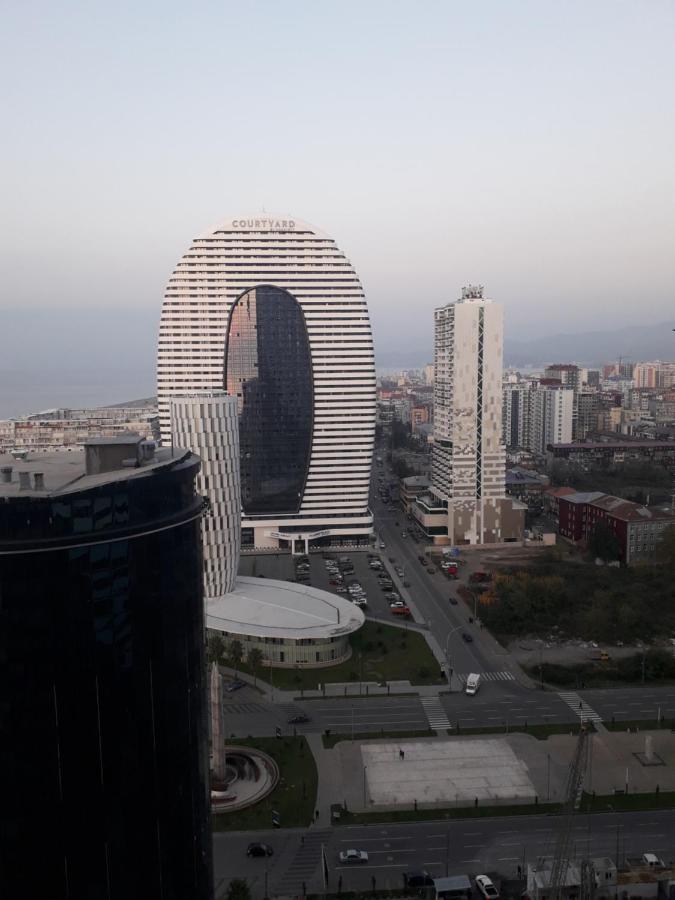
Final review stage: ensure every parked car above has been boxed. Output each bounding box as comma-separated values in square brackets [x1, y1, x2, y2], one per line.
[395, 567, 404, 577]
[391, 605, 411, 617]
[339, 849, 369, 864]
[470, 571, 491, 583]
[288, 714, 310, 724]
[475, 875, 499, 899]
[379, 541, 386, 548]
[247, 842, 273, 858]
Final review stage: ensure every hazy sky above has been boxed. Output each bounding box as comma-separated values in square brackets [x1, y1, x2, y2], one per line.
[2, 1, 675, 414]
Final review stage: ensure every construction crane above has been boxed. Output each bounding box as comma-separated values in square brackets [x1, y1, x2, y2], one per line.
[547, 722, 591, 900]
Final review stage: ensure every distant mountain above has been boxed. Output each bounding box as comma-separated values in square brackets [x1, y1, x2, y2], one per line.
[504, 321, 675, 369]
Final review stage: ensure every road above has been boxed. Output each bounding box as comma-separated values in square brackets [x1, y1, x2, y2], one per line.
[213, 809, 675, 898]
[370, 475, 514, 681]
[221, 675, 675, 739]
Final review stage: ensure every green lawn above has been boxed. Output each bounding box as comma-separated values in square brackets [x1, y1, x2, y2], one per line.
[334, 789, 675, 827]
[236, 621, 444, 690]
[337, 800, 560, 825]
[322, 729, 433, 749]
[212, 736, 317, 831]
[450, 722, 590, 739]
[579, 790, 675, 813]
[605, 719, 674, 732]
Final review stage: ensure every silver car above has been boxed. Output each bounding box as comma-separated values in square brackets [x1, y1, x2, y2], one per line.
[338, 849, 369, 864]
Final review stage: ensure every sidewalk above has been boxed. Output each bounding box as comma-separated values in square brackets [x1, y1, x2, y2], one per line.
[218, 661, 459, 700]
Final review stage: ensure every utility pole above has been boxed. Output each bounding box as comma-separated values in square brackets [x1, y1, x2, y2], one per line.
[547, 723, 590, 899]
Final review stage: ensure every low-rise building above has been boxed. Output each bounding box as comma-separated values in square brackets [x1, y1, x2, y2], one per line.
[558, 491, 675, 563]
[505, 466, 549, 501]
[547, 440, 675, 470]
[400, 474, 431, 513]
[206, 577, 364, 666]
[0, 405, 159, 453]
[542, 485, 577, 520]
[558, 491, 606, 541]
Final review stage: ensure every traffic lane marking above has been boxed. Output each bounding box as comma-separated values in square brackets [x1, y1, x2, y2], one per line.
[334, 863, 409, 870]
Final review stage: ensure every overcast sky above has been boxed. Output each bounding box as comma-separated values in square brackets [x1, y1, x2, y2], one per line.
[2, 1, 674, 414]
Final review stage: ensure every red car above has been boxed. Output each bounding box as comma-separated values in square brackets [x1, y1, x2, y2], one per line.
[470, 571, 491, 583]
[391, 605, 411, 617]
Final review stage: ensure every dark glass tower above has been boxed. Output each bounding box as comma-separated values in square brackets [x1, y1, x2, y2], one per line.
[225, 284, 313, 514]
[0, 438, 212, 900]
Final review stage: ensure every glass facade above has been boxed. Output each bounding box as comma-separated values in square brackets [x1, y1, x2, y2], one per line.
[0, 454, 213, 900]
[225, 285, 313, 515]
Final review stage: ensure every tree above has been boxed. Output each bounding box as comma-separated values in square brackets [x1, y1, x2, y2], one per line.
[248, 647, 264, 686]
[208, 631, 225, 665]
[587, 521, 621, 563]
[228, 639, 244, 676]
[226, 879, 251, 900]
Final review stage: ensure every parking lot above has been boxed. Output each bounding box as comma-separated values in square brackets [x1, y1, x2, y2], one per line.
[238, 548, 418, 626]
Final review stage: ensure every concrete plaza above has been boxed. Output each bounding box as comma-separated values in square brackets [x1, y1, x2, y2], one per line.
[362, 738, 535, 807]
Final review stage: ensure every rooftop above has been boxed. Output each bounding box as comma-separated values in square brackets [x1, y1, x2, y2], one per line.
[590, 494, 675, 522]
[402, 475, 430, 487]
[544, 486, 577, 498]
[0, 442, 189, 497]
[562, 491, 606, 505]
[550, 440, 675, 450]
[206, 576, 365, 640]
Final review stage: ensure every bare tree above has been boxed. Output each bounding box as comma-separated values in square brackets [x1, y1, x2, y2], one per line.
[247, 647, 264, 687]
[228, 639, 244, 677]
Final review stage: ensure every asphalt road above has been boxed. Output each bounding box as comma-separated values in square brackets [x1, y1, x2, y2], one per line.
[370, 485, 509, 680]
[221, 682, 586, 738]
[213, 809, 675, 898]
[579, 687, 675, 723]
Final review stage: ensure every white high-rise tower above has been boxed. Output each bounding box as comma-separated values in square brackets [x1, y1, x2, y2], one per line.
[157, 216, 376, 553]
[171, 393, 241, 596]
[429, 286, 521, 544]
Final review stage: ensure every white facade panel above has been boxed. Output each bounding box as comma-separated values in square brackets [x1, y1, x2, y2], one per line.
[430, 287, 509, 544]
[170, 394, 241, 596]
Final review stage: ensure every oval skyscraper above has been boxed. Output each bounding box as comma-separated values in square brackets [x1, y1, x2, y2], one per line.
[157, 216, 376, 552]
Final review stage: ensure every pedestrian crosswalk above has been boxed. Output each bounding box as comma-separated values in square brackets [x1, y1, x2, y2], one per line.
[420, 696, 451, 730]
[221, 701, 266, 714]
[558, 691, 603, 724]
[275, 829, 330, 895]
[457, 671, 515, 683]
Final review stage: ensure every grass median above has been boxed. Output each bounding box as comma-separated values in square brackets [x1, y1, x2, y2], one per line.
[236, 620, 444, 690]
[212, 736, 317, 831]
[322, 729, 433, 749]
[604, 719, 674, 732]
[334, 789, 675, 826]
[448, 722, 590, 739]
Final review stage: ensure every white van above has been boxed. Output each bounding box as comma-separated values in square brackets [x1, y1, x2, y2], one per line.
[465, 673, 481, 695]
